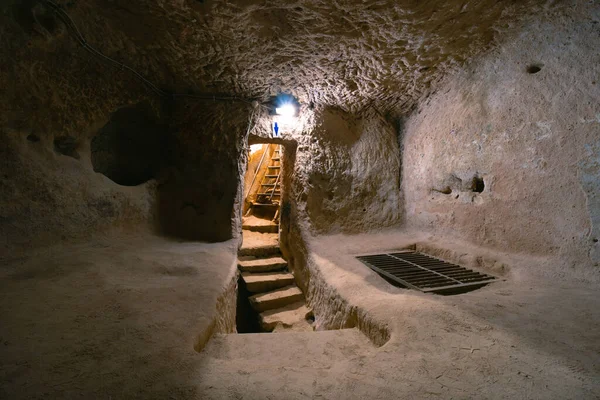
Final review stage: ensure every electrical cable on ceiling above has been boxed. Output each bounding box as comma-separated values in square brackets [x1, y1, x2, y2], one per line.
[245, 106, 258, 139]
[42, 0, 257, 104]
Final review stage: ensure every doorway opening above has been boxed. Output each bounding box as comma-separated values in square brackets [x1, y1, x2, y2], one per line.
[243, 143, 282, 227]
[235, 142, 315, 333]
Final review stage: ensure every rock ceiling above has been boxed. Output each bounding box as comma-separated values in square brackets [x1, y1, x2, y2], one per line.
[54, 0, 544, 115]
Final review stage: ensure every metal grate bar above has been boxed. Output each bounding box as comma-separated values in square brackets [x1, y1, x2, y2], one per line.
[388, 253, 462, 284]
[357, 251, 498, 294]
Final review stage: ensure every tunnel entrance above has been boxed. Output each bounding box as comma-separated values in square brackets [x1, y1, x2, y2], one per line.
[243, 143, 282, 223]
[91, 102, 166, 186]
[234, 142, 315, 333]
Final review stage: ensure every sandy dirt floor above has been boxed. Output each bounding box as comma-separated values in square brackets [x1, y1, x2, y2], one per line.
[199, 230, 600, 399]
[1, 230, 599, 399]
[0, 232, 238, 399]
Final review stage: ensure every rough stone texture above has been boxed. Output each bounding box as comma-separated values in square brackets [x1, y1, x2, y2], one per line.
[199, 329, 375, 397]
[196, 232, 600, 399]
[259, 302, 312, 331]
[249, 285, 304, 312]
[0, 234, 239, 399]
[2, 0, 600, 398]
[402, 1, 600, 273]
[1, 1, 253, 249]
[238, 256, 287, 273]
[293, 108, 402, 233]
[242, 215, 279, 233]
[27, 0, 546, 116]
[0, 119, 158, 252]
[241, 271, 295, 293]
[239, 231, 280, 257]
[0, 1, 164, 251]
[251, 106, 402, 235]
[157, 101, 249, 242]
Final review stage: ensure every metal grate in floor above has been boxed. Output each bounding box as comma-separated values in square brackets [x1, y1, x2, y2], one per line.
[357, 251, 497, 294]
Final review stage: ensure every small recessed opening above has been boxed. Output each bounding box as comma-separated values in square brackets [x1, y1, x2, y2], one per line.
[235, 274, 262, 333]
[527, 64, 543, 74]
[471, 175, 485, 193]
[54, 136, 79, 159]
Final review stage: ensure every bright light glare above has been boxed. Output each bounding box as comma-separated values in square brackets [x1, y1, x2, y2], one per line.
[249, 144, 263, 155]
[275, 103, 297, 118]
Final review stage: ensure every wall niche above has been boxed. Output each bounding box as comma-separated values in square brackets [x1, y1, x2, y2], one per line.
[91, 101, 167, 186]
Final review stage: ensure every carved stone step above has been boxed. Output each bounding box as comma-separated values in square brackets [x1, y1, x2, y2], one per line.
[242, 272, 295, 293]
[249, 286, 304, 312]
[238, 257, 287, 273]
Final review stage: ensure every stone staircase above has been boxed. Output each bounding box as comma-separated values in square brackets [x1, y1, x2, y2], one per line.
[238, 228, 313, 332]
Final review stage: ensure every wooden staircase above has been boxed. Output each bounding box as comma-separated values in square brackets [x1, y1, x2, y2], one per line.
[256, 145, 282, 204]
[247, 145, 282, 222]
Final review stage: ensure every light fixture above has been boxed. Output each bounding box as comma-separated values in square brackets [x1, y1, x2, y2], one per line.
[275, 103, 297, 118]
[271, 94, 300, 137]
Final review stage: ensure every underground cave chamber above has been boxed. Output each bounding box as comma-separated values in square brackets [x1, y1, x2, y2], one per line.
[1, 0, 599, 398]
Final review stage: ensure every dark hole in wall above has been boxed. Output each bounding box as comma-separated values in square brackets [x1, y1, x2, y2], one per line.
[236, 275, 262, 333]
[54, 136, 79, 159]
[527, 64, 543, 74]
[91, 101, 166, 186]
[471, 175, 485, 193]
[27, 133, 40, 142]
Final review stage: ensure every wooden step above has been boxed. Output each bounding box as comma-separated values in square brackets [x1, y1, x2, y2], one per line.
[249, 286, 304, 312]
[238, 256, 287, 273]
[251, 202, 279, 206]
[242, 272, 295, 293]
[260, 302, 313, 332]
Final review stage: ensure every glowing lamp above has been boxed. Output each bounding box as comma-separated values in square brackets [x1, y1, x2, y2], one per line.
[275, 103, 297, 118]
